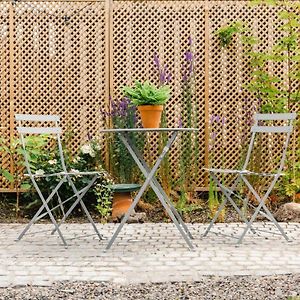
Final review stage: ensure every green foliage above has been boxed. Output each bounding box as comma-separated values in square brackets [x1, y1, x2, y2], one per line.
[216, 1, 300, 112]
[279, 147, 300, 199]
[107, 97, 145, 184]
[208, 176, 220, 218]
[247, 1, 300, 112]
[123, 81, 170, 106]
[11, 134, 113, 218]
[215, 0, 300, 203]
[177, 37, 200, 210]
[0, 135, 51, 216]
[0, 135, 111, 214]
[215, 21, 245, 48]
[95, 183, 112, 218]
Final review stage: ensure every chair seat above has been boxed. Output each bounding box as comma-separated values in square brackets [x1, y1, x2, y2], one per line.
[25, 170, 102, 178]
[203, 168, 282, 177]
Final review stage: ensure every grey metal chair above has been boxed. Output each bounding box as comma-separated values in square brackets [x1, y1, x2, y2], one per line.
[15, 114, 103, 246]
[203, 113, 297, 243]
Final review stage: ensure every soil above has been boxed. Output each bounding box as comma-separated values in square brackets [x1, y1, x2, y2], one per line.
[0, 192, 294, 224]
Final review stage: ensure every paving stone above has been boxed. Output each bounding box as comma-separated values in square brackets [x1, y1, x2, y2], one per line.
[0, 222, 299, 287]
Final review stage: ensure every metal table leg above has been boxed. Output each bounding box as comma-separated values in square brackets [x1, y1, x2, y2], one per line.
[106, 131, 194, 250]
[127, 138, 193, 240]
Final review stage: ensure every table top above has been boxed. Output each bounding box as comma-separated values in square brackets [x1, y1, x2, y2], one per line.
[100, 128, 199, 133]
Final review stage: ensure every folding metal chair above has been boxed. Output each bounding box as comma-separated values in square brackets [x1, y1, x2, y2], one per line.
[15, 114, 104, 246]
[203, 113, 297, 243]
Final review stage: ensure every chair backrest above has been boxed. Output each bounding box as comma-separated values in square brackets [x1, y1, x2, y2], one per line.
[15, 114, 68, 176]
[243, 112, 297, 174]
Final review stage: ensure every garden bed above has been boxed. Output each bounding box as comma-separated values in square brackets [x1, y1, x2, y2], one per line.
[0, 192, 293, 224]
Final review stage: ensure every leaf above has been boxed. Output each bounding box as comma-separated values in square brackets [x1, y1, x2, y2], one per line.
[21, 183, 31, 190]
[2, 170, 14, 183]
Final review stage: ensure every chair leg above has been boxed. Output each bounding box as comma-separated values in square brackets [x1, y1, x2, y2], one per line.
[51, 176, 102, 240]
[79, 199, 104, 240]
[51, 184, 91, 234]
[238, 176, 289, 243]
[203, 197, 228, 237]
[211, 174, 256, 233]
[17, 179, 66, 244]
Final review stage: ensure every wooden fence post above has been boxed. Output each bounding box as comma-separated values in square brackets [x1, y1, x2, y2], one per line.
[9, 1, 15, 190]
[204, 0, 210, 187]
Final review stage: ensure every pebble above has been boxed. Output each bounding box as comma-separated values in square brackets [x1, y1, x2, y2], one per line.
[0, 275, 299, 300]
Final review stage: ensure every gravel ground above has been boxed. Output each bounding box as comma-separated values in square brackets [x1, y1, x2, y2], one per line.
[0, 275, 299, 300]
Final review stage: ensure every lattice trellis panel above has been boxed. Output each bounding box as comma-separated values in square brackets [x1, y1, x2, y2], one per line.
[12, 0, 107, 145]
[0, 0, 108, 191]
[0, 0, 299, 191]
[207, 1, 299, 186]
[0, 2, 11, 189]
[112, 0, 206, 188]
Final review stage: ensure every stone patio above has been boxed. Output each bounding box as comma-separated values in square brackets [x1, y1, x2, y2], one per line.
[0, 222, 299, 287]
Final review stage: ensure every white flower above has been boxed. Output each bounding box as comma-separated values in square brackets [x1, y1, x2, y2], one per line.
[81, 144, 92, 155]
[90, 149, 96, 158]
[70, 168, 82, 178]
[81, 143, 96, 157]
[48, 159, 57, 165]
[35, 169, 45, 176]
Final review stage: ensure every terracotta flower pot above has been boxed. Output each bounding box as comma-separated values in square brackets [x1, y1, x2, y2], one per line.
[137, 105, 163, 128]
[109, 183, 141, 219]
[112, 192, 132, 219]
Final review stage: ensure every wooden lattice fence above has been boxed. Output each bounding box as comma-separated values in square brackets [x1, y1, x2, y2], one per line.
[0, 0, 299, 191]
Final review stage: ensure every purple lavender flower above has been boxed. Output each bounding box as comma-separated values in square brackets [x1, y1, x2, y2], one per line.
[221, 116, 226, 126]
[166, 73, 172, 83]
[188, 36, 193, 46]
[188, 63, 193, 76]
[178, 117, 183, 128]
[119, 98, 128, 117]
[111, 99, 117, 115]
[210, 131, 217, 140]
[210, 114, 220, 124]
[159, 70, 166, 84]
[185, 51, 193, 62]
[182, 72, 188, 82]
[154, 53, 160, 69]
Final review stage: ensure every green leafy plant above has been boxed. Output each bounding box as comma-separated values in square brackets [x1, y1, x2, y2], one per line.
[0, 136, 49, 216]
[279, 144, 300, 201]
[176, 36, 200, 212]
[19, 133, 113, 218]
[216, 21, 245, 48]
[216, 0, 300, 204]
[123, 81, 170, 106]
[216, 2, 300, 113]
[105, 97, 144, 184]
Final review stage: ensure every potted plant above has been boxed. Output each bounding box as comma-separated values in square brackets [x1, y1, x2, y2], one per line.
[123, 80, 170, 128]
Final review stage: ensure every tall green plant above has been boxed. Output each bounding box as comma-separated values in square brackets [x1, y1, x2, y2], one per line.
[217, 1, 300, 112]
[177, 37, 200, 211]
[153, 53, 172, 196]
[216, 0, 300, 201]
